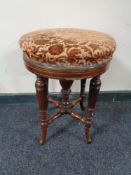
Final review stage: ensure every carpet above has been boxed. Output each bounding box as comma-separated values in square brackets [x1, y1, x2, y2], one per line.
[0, 101, 131, 175]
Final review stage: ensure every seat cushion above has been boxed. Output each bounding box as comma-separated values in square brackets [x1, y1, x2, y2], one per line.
[19, 28, 116, 66]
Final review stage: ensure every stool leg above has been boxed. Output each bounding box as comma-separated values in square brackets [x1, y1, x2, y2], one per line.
[35, 76, 48, 145]
[59, 80, 73, 113]
[85, 76, 101, 144]
[80, 79, 86, 110]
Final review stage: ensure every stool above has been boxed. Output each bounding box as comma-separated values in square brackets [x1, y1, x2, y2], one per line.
[19, 28, 116, 144]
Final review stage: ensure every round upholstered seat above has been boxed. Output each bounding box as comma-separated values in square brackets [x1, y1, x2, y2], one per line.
[19, 28, 116, 67]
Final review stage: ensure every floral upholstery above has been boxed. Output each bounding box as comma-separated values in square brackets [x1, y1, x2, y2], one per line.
[19, 28, 116, 66]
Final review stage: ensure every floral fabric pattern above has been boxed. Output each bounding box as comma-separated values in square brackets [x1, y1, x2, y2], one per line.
[19, 28, 116, 66]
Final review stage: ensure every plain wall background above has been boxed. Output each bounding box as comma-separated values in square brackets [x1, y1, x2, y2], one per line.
[0, 0, 131, 93]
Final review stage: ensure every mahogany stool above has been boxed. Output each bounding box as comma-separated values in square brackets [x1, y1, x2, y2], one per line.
[19, 28, 116, 144]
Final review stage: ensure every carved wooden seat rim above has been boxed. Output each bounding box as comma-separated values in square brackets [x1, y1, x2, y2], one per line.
[24, 54, 110, 80]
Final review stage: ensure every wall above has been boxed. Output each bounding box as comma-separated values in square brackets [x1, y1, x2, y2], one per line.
[0, 0, 131, 93]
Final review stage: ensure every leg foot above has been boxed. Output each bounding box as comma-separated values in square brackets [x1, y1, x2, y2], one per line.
[39, 121, 47, 145]
[35, 76, 48, 145]
[85, 76, 101, 144]
[85, 125, 91, 144]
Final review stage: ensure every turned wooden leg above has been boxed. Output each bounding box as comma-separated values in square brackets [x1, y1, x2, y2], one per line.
[35, 76, 48, 145]
[85, 76, 101, 144]
[59, 80, 73, 113]
[80, 79, 86, 110]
